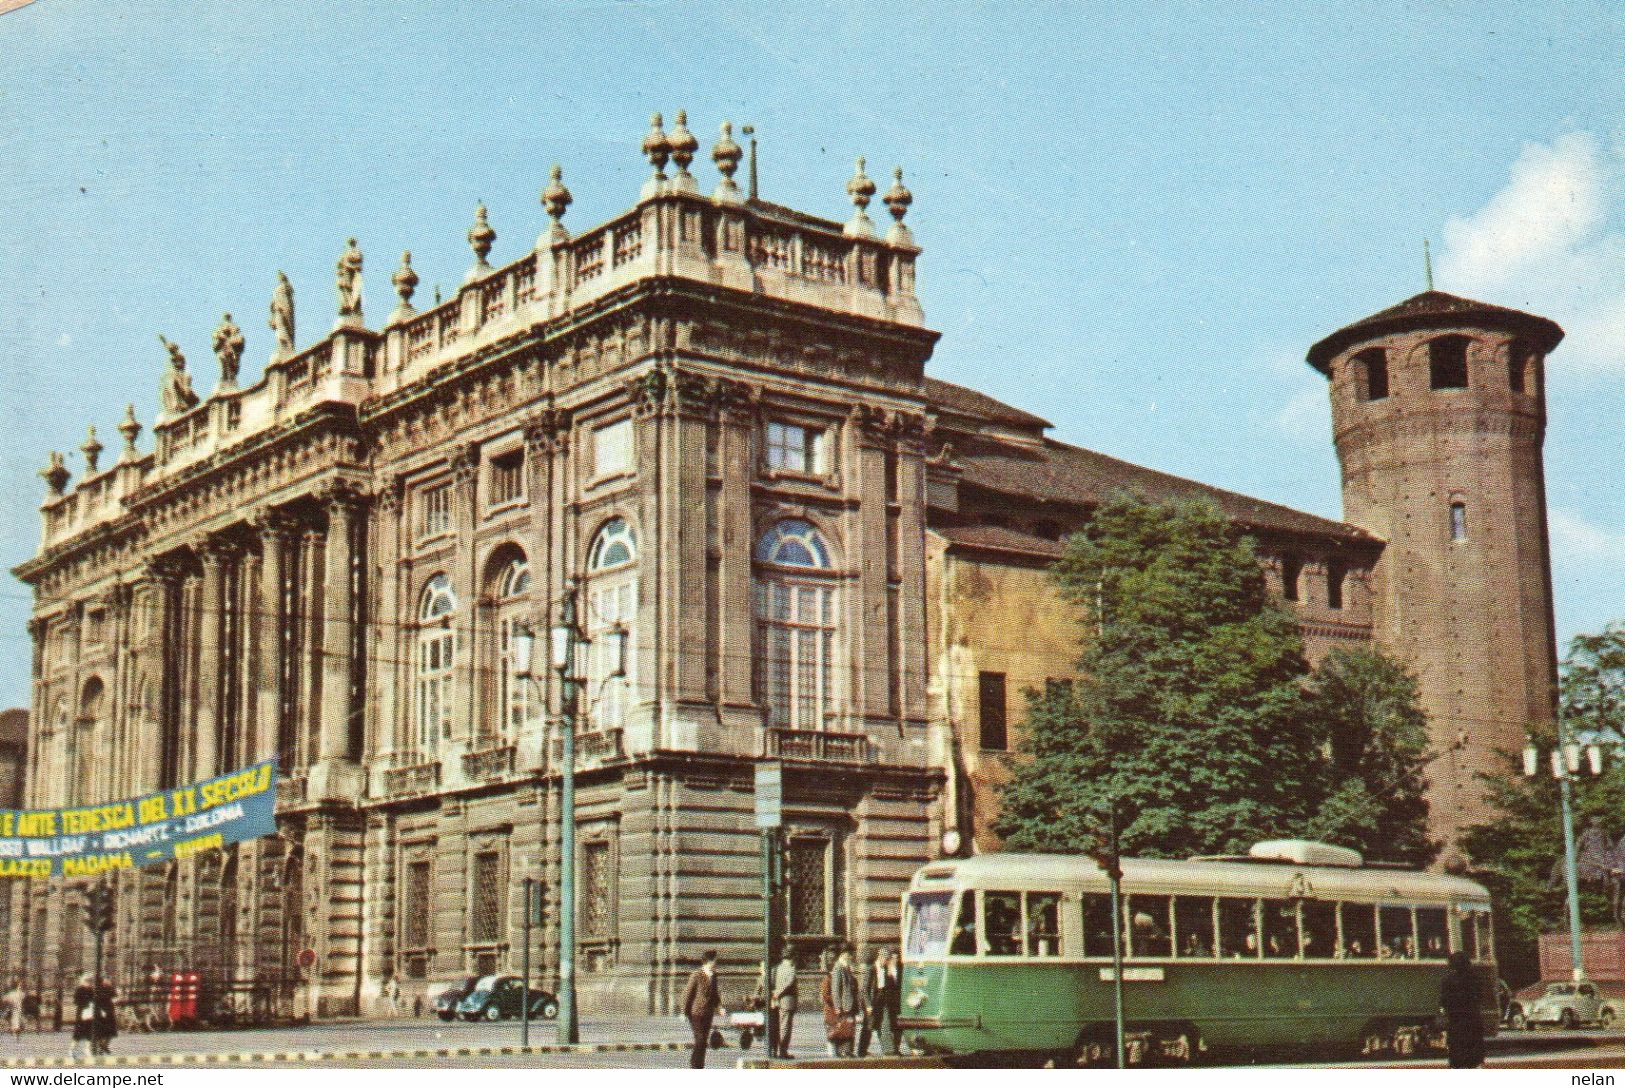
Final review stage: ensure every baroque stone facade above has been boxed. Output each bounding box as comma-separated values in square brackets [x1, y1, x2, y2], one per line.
[8, 120, 1562, 1016]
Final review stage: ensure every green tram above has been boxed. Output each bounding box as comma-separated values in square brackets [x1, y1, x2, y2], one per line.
[897, 840, 1498, 1065]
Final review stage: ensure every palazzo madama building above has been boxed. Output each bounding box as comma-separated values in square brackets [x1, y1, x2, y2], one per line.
[9, 114, 1564, 1017]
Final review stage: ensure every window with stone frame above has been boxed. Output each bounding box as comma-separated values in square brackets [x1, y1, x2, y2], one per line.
[783, 832, 846, 939]
[488, 450, 525, 507]
[419, 483, 452, 539]
[398, 856, 433, 978]
[585, 519, 637, 732]
[754, 520, 838, 732]
[469, 848, 506, 946]
[494, 557, 535, 742]
[764, 421, 826, 475]
[978, 671, 1008, 751]
[581, 839, 614, 942]
[416, 575, 457, 752]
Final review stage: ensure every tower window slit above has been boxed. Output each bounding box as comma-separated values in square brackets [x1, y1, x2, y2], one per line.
[1450, 502, 1467, 541]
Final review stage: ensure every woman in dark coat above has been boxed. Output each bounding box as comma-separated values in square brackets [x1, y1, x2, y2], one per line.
[69, 975, 95, 1060]
[1439, 951, 1485, 1068]
[91, 978, 118, 1056]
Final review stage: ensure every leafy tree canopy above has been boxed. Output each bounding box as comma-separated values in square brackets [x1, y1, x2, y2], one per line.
[993, 492, 1436, 866]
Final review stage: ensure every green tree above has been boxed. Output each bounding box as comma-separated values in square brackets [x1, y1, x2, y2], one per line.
[1461, 623, 1625, 956]
[993, 492, 1436, 862]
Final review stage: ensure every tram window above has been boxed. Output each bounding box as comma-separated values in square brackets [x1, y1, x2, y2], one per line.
[1416, 907, 1448, 960]
[1174, 896, 1215, 958]
[1473, 912, 1493, 962]
[985, 891, 1023, 956]
[1341, 903, 1377, 958]
[1379, 905, 1415, 959]
[1262, 899, 1300, 958]
[949, 891, 978, 957]
[1302, 901, 1337, 958]
[1027, 892, 1062, 957]
[1218, 898, 1259, 958]
[1457, 909, 1478, 961]
[905, 891, 954, 959]
[1082, 894, 1115, 958]
[1129, 895, 1172, 957]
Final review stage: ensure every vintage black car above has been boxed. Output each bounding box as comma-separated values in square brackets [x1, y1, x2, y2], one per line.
[431, 976, 482, 1021]
[456, 975, 559, 1022]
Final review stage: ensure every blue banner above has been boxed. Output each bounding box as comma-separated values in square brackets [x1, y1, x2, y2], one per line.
[0, 760, 278, 879]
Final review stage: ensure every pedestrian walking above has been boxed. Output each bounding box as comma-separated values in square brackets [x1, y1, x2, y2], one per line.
[91, 978, 117, 1057]
[869, 949, 901, 1056]
[1439, 951, 1485, 1068]
[383, 973, 402, 1018]
[823, 945, 859, 1058]
[771, 950, 798, 1059]
[856, 947, 877, 1057]
[69, 975, 94, 1060]
[4, 977, 24, 1040]
[681, 949, 726, 1069]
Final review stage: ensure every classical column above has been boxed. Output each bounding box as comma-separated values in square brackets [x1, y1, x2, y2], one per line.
[299, 527, 325, 773]
[143, 557, 186, 791]
[319, 486, 361, 765]
[193, 540, 233, 781]
[253, 511, 296, 766]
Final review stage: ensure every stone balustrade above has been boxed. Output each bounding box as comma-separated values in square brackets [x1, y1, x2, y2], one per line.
[461, 742, 517, 782]
[762, 727, 875, 764]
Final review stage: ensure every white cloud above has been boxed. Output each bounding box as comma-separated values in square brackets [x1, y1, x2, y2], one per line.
[1548, 508, 1625, 563]
[1435, 132, 1625, 377]
[56, 332, 72, 348]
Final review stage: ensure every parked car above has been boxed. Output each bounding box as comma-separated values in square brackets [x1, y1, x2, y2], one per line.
[456, 975, 560, 1022]
[1519, 980, 1623, 1030]
[432, 976, 482, 1021]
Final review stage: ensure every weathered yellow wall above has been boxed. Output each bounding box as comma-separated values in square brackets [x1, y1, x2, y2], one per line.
[926, 534, 1084, 853]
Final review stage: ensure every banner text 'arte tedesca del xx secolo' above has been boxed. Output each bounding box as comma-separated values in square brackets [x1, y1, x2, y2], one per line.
[0, 760, 278, 878]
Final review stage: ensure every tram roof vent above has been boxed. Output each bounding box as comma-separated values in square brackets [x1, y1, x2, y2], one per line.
[1247, 839, 1363, 868]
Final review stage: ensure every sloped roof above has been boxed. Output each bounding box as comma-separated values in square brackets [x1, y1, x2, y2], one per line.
[932, 523, 1066, 559]
[952, 435, 1378, 545]
[1307, 290, 1564, 373]
[924, 377, 1052, 430]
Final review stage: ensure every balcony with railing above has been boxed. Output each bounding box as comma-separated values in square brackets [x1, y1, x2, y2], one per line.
[762, 728, 875, 764]
[462, 742, 516, 783]
[381, 756, 441, 799]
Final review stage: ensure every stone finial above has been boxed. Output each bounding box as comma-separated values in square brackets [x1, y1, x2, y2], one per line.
[336, 238, 365, 324]
[390, 250, 419, 324]
[712, 121, 743, 203]
[884, 166, 915, 245]
[540, 165, 572, 246]
[81, 426, 103, 474]
[466, 202, 496, 281]
[844, 157, 877, 239]
[270, 271, 296, 359]
[212, 312, 245, 390]
[118, 404, 142, 460]
[669, 110, 699, 193]
[40, 451, 69, 497]
[641, 112, 671, 197]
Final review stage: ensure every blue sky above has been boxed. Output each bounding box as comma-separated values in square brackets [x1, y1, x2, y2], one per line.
[2, 1, 1622, 710]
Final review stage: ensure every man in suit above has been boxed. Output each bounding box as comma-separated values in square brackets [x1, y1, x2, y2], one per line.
[770, 950, 798, 1059]
[681, 949, 726, 1068]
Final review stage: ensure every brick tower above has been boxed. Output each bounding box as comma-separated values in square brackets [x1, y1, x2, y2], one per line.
[1308, 291, 1565, 855]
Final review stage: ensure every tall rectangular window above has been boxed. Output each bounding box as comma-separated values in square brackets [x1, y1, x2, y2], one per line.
[1450, 502, 1468, 541]
[593, 419, 633, 478]
[420, 484, 451, 538]
[581, 839, 613, 942]
[785, 835, 844, 937]
[403, 859, 432, 951]
[1429, 337, 1470, 390]
[765, 422, 825, 474]
[1358, 348, 1389, 401]
[469, 849, 505, 944]
[978, 671, 1008, 751]
[1280, 555, 1302, 602]
[488, 451, 524, 506]
[1326, 561, 1345, 610]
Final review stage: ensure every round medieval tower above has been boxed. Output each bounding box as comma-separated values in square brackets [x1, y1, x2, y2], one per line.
[1307, 291, 1565, 857]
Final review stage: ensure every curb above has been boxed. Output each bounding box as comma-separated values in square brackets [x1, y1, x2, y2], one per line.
[0, 1041, 691, 1067]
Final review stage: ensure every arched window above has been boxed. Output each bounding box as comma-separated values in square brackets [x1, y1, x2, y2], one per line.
[494, 557, 535, 740]
[753, 519, 838, 731]
[585, 519, 637, 731]
[416, 575, 457, 752]
[78, 678, 104, 803]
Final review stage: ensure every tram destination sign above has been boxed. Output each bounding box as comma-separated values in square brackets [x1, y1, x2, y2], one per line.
[0, 759, 279, 879]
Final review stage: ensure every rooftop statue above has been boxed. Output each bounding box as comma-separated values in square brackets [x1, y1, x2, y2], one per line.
[212, 312, 244, 388]
[269, 271, 296, 358]
[336, 238, 364, 320]
[157, 334, 199, 416]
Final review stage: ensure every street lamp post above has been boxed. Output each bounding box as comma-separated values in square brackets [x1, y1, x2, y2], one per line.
[514, 577, 628, 1048]
[1523, 725, 1622, 982]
